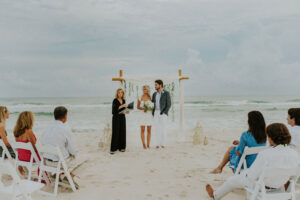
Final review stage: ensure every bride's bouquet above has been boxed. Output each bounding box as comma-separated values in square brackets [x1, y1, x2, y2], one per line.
[144, 100, 154, 113]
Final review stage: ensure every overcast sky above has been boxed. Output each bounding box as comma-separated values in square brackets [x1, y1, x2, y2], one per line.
[0, 0, 300, 98]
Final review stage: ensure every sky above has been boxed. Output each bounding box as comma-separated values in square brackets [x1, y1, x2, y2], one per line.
[0, 0, 300, 97]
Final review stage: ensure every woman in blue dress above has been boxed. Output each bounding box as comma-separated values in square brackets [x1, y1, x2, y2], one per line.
[210, 111, 267, 174]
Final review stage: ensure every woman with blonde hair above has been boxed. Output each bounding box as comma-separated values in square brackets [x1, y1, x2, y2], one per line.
[0, 106, 15, 158]
[137, 85, 153, 149]
[14, 111, 51, 182]
[111, 88, 128, 154]
[14, 111, 39, 169]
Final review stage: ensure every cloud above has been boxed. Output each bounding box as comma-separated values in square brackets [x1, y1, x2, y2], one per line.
[0, 0, 300, 97]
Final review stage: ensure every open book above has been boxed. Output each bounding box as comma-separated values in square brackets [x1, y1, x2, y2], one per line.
[119, 102, 134, 114]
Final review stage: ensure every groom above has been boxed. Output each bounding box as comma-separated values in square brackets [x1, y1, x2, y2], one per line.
[152, 80, 171, 148]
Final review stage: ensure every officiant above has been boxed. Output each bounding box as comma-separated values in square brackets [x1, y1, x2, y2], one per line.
[110, 88, 130, 154]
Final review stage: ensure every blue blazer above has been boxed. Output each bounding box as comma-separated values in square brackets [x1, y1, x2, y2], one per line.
[152, 90, 171, 116]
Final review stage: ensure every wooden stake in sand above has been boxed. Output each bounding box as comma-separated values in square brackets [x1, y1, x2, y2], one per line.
[112, 70, 124, 87]
[178, 69, 189, 142]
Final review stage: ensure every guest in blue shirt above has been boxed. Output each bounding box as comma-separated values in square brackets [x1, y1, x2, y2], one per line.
[210, 111, 267, 174]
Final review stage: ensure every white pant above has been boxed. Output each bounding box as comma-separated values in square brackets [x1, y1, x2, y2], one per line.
[154, 111, 168, 147]
[214, 173, 254, 200]
[45, 155, 86, 173]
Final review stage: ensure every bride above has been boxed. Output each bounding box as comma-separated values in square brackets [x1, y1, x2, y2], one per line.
[137, 85, 154, 149]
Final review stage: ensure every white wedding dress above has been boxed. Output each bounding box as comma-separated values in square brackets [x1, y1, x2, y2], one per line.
[138, 100, 153, 126]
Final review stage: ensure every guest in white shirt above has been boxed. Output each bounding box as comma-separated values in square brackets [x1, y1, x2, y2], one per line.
[42, 106, 82, 188]
[206, 123, 299, 200]
[287, 108, 300, 146]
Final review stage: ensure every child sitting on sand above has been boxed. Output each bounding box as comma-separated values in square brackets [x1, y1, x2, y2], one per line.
[287, 108, 300, 146]
[210, 111, 266, 174]
[206, 123, 299, 200]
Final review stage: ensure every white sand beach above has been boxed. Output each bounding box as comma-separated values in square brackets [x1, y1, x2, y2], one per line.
[28, 129, 246, 200]
[3, 97, 300, 200]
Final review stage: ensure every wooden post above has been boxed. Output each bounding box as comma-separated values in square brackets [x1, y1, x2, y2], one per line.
[112, 69, 124, 87]
[178, 69, 189, 142]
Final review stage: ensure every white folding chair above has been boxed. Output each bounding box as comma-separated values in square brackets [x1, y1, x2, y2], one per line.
[235, 146, 268, 174]
[289, 146, 300, 187]
[246, 167, 300, 200]
[37, 144, 77, 197]
[0, 139, 14, 162]
[12, 142, 50, 185]
[0, 161, 44, 200]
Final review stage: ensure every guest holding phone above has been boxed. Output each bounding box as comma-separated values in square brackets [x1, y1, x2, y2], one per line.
[111, 88, 128, 154]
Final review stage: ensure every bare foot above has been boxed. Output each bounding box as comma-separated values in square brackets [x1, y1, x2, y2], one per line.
[143, 144, 147, 149]
[210, 167, 222, 174]
[206, 184, 214, 198]
[161, 146, 165, 148]
[18, 166, 26, 176]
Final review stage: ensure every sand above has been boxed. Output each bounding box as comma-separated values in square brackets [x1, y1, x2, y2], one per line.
[28, 128, 248, 200]
[8, 129, 247, 200]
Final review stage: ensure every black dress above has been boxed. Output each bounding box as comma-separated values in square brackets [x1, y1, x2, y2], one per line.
[111, 98, 126, 152]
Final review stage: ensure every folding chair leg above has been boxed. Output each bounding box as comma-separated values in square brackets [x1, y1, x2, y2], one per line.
[249, 185, 260, 200]
[41, 171, 51, 185]
[65, 171, 76, 192]
[291, 181, 296, 200]
[28, 165, 32, 181]
[54, 172, 60, 196]
[38, 169, 43, 183]
[62, 161, 77, 192]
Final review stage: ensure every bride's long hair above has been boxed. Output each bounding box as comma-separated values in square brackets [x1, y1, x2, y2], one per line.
[142, 85, 151, 99]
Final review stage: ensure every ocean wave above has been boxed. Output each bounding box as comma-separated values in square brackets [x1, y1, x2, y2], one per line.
[8, 104, 110, 109]
[10, 111, 53, 116]
[287, 99, 300, 102]
[12, 102, 47, 106]
[263, 107, 288, 111]
[185, 100, 215, 104]
[248, 100, 269, 104]
[34, 112, 54, 116]
[200, 108, 244, 112]
[264, 107, 279, 111]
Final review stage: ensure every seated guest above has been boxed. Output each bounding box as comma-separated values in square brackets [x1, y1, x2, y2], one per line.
[287, 108, 300, 146]
[14, 111, 41, 176]
[206, 123, 299, 200]
[42, 106, 81, 188]
[210, 111, 266, 174]
[0, 106, 15, 159]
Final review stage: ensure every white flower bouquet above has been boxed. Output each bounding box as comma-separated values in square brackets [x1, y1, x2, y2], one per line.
[144, 100, 154, 112]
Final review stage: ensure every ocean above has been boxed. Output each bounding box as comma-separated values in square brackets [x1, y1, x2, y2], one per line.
[1, 96, 300, 138]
